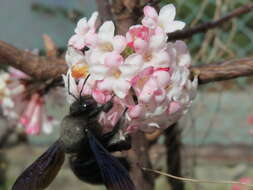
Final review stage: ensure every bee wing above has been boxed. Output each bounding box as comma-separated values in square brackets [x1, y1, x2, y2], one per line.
[87, 131, 135, 190]
[12, 140, 65, 190]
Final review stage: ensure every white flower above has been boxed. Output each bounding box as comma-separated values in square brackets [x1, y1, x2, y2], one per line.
[68, 12, 99, 49]
[62, 71, 79, 103]
[93, 54, 143, 98]
[142, 4, 185, 33]
[88, 21, 127, 65]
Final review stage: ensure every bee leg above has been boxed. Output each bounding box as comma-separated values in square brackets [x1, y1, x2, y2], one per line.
[101, 99, 113, 113]
[101, 108, 132, 152]
[130, 87, 138, 105]
[101, 108, 128, 142]
[88, 99, 114, 118]
[106, 135, 131, 152]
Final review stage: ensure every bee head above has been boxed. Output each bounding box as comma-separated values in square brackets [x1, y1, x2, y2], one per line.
[69, 96, 98, 116]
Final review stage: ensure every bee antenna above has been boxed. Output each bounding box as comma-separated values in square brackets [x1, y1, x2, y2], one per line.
[67, 72, 78, 100]
[79, 74, 90, 97]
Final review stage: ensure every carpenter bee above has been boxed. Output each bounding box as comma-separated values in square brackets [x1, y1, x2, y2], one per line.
[12, 74, 135, 190]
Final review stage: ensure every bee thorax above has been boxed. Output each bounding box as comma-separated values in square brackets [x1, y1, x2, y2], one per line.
[60, 115, 88, 153]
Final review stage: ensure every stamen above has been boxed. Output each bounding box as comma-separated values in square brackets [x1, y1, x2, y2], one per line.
[71, 64, 89, 79]
[112, 69, 122, 79]
[143, 52, 152, 62]
[100, 42, 113, 52]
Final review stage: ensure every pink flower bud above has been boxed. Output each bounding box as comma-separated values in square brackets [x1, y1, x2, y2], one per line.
[143, 6, 158, 18]
[25, 101, 43, 135]
[19, 93, 40, 127]
[128, 105, 143, 119]
[92, 89, 112, 104]
[231, 177, 251, 190]
[168, 101, 181, 114]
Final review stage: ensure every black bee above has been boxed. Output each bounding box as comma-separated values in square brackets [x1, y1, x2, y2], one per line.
[11, 74, 135, 190]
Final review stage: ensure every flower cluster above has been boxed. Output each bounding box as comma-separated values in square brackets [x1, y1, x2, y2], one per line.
[65, 4, 198, 133]
[0, 68, 58, 135]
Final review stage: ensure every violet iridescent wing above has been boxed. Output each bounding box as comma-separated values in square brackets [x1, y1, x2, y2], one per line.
[87, 131, 135, 190]
[12, 140, 65, 190]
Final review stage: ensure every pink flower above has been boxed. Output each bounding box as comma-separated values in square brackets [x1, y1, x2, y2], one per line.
[88, 21, 127, 66]
[248, 114, 253, 125]
[9, 67, 30, 79]
[68, 12, 98, 49]
[90, 53, 143, 98]
[126, 25, 151, 53]
[42, 115, 59, 134]
[20, 93, 40, 126]
[231, 177, 251, 190]
[92, 88, 112, 104]
[131, 67, 170, 104]
[167, 101, 182, 114]
[25, 100, 43, 135]
[142, 4, 185, 33]
[64, 3, 198, 133]
[99, 97, 125, 132]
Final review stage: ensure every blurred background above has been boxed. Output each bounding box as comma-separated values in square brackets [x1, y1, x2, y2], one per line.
[1, 0, 253, 190]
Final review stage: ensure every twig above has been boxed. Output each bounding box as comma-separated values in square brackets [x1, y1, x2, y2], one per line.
[191, 57, 253, 84]
[0, 41, 67, 80]
[142, 167, 253, 188]
[168, 3, 253, 41]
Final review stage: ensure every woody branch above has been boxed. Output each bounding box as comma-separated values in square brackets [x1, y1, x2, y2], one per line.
[0, 40, 253, 85]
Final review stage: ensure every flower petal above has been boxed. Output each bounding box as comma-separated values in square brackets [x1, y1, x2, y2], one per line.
[159, 4, 176, 23]
[68, 34, 86, 50]
[143, 6, 158, 18]
[97, 78, 114, 91]
[98, 21, 115, 41]
[113, 35, 127, 53]
[65, 47, 85, 66]
[164, 21, 185, 33]
[74, 17, 89, 35]
[104, 52, 123, 67]
[113, 79, 131, 98]
[88, 12, 98, 28]
[149, 28, 167, 50]
[153, 70, 170, 87]
[89, 64, 109, 80]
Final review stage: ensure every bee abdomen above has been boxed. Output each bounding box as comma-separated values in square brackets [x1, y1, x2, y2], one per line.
[69, 154, 104, 184]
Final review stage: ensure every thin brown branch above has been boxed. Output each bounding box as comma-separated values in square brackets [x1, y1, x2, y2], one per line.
[191, 57, 253, 85]
[0, 41, 67, 81]
[168, 3, 253, 41]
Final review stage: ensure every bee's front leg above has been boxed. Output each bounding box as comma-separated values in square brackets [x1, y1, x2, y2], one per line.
[102, 108, 131, 152]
